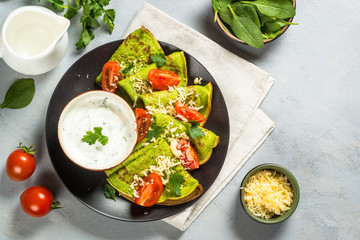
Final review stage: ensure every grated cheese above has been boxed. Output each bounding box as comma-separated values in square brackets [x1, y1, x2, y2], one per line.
[193, 77, 202, 85]
[244, 170, 294, 219]
[145, 87, 203, 118]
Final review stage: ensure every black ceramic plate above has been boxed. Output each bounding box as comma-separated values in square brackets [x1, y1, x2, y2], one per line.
[46, 40, 230, 222]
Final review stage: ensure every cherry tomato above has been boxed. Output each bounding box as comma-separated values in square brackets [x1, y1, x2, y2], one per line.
[175, 102, 205, 123]
[134, 173, 163, 207]
[6, 143, 36, 181]
[135, 108, 151, 143]
[20, 186, 61, 217]
[148, 69, 181, 90]
[176, 139, 200, 170]
[101, 61, 121, 93]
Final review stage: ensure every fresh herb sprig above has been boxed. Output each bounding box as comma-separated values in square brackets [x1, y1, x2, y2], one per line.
[82, 127, 109, 145]
[150, 53, 167, 67]
[0, 78, 35, 109]
[146, 123, 164, 139]
[37, 0, 115, 50]
[212, 0, 297, 48]
[189, 122, 205, 139]
[167, 172, 185, 197]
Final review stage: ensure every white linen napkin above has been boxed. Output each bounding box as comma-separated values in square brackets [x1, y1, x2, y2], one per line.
[123, 3, 275, 231]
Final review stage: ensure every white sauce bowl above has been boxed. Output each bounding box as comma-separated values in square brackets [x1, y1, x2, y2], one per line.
[58, 91, 137, 171]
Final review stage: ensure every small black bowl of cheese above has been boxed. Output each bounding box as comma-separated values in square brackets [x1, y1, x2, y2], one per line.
[240, 163, 300, 224]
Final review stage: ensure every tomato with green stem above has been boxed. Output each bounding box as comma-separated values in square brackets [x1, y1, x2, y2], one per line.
[6, 143, 36, 181]
[20, 186, 61, 217]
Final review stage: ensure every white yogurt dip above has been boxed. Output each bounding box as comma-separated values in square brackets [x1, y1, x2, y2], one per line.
[58, 91, 137, 170]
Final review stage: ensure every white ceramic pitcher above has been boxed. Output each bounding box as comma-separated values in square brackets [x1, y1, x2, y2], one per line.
[0, 6, 70, 75]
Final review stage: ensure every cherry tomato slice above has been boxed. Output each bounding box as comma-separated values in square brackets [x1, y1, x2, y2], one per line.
[134, 173, 163, 207]
[6, 144, 36, 181]
[148, 69, 181, 90]
[176, 139, 200, 170]
[175, 102, 205, 123]
[20, 186, 59, 217]
[101, 61, 121, 93]
[135, 108, 151, 143]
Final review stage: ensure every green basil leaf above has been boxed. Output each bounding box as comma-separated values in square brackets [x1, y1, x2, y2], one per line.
[0, 78, 35, 109]
[229, 6, 264, 48]
[242, 0, 295, 19]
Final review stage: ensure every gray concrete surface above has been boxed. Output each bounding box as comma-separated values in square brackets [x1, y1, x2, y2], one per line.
[1, 0, 359, 239]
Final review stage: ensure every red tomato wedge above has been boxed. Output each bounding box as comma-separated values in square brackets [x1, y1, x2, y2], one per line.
[135, 108, 151, 143]
[101, 61, 121, 93]
[176, 139, 200, 170]
[134, 173, 163, 207]
[175, 102, 205, 123]
[148, 69, 181, 90]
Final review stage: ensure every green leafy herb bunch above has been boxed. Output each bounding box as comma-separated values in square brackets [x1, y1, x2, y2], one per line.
[38, 0, 116, 50]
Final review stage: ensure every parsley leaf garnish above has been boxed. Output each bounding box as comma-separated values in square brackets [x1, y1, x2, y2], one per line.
[167, 173, 185, 197]
[189, 122, 205, 139]
[120, 62, 134, 74]
[146, 124, 164, 139]
[103, 9, 115, 34]
[104, 183, 116, 201]
[82, 127, 109, 145]
[150, 53, 167, 67]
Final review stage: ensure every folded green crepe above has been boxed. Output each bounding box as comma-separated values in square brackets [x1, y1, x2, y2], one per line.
[134, 112, 219, 165]
[106, 137, 203, 205]
[139, 83, 213, 126]
[96, 26, 164, 85]
[118, 51, 188, 105]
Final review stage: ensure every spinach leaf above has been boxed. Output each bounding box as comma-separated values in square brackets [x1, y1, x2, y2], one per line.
[0, 78, 35, 109]
[263, 19, 297, 33]
[212, 0, 233, 21]
[104, 183, 116, 201]
[262, 19, 298, 39]
[241, 0, 295, 19]
[229, 5, 264, 48]
[232, 2, 261, 27]
[219, 5, 233, 25]
[212, 0, 233, 12]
